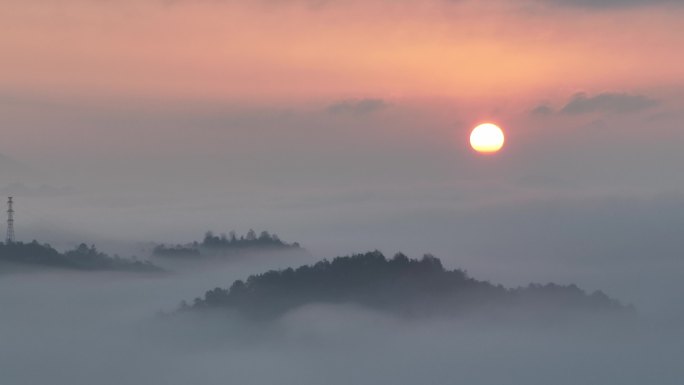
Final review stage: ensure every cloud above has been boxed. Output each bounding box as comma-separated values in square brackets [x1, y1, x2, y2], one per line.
[530, 104, 554, 116]
[327, 98, 388, 115]
[541, 0, 682, 9]
[160, 0, 682, 10]
[531, 92, 660, 117]
[560, 92, 659, 115]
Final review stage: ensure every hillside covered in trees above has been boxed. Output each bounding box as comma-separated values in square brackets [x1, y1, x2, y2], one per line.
[153, 230, 302, 258]
[185, 251, 631, 320]
[0, 241, 160, 272]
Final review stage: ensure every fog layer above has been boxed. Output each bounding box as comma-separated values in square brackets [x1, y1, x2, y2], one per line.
[1, 251, 682, 385]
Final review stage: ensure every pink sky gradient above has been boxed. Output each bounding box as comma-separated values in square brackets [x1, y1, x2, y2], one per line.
[1, 1, 683, 103]
[0, 0, 683, 270]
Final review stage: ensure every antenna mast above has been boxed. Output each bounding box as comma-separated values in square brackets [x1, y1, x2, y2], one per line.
[6, 197, 15, 244]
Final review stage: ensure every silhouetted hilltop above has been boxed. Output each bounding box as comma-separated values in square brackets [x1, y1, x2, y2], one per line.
[153, 230, 302, 258]
[0, 241, 160, 272]
[185, 251, 631, 320]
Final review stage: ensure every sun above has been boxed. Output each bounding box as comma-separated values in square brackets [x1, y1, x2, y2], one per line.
[470, 123, 505, 153]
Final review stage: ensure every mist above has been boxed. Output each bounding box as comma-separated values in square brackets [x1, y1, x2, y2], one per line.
[1, 245, 682, 385]
[2, 0, 684, 382]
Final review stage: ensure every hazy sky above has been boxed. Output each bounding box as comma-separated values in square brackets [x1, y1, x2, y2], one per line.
[1, 4, 684, 384]
[1, 0, 683, 309]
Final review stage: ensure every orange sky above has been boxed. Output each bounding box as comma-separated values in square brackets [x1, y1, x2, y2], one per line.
[1, 0, 683, 104]
[2, 0, 684, 271]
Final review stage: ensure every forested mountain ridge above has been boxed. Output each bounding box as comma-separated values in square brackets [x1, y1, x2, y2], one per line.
[185, 251, 631, 320]
[0, 241, 160, 272]
[153, 230, 302, 258]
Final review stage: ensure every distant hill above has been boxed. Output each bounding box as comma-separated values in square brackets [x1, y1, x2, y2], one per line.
[184, 251, 631, 320]
[0, 241, 161, 272]
[153, 230, 302, 258]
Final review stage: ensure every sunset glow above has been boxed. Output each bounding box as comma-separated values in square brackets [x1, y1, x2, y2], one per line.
[2, 1, 684, 384]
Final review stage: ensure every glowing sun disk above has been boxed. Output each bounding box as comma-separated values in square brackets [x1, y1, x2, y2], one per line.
[470, 123, 504, 153]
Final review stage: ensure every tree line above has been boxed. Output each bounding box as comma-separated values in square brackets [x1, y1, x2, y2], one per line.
[0, 241, 160, 272]
[153, 230, 301, 257]
[184, 251, 631, 320]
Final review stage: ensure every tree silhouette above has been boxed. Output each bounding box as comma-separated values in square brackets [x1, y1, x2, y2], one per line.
[0, 241, 160, 272]
[185, 251, 631, 320]
[153, 229, 302, 258]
